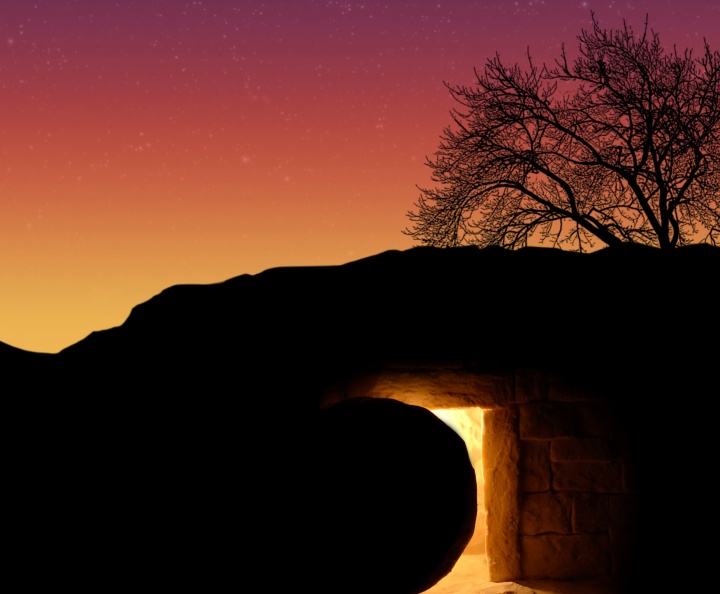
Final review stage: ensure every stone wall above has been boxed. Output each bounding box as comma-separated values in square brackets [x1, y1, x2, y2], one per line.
[513, 369, 638, 583]
[322, 364, 640, 585]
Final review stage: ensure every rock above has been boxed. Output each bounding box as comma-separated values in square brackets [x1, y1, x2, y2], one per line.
[294, 397, 477, 594]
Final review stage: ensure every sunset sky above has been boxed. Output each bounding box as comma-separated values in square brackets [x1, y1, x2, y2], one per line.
[2, 0, 718, 353]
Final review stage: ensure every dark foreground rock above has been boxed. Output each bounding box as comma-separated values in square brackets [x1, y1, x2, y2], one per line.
[297, 397, 477, 594]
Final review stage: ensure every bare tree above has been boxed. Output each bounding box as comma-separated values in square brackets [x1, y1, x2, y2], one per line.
[405, 14, 720, 251]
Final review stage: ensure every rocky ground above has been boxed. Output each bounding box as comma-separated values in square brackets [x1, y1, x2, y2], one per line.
[425, 555, 622, 594]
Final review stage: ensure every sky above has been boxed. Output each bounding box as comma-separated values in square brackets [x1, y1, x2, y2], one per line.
[2, 0, 719, 353]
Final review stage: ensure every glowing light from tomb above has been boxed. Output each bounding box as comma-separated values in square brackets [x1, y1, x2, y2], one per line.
[431, 408, 486, 554]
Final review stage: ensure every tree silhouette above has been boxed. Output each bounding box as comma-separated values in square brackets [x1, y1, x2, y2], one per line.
[405, 14, 720, 251]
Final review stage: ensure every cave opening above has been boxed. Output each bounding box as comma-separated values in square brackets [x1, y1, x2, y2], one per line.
[320, 368, 521, 588]
[428, 407, 491, 590]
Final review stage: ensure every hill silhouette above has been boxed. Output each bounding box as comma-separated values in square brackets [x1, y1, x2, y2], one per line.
[8, 243, 718, 390]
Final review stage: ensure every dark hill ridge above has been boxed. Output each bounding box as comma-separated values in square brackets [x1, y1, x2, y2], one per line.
[10, 242, 716, 396]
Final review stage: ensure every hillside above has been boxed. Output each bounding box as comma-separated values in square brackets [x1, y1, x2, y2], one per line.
[3, 244, 718, 591]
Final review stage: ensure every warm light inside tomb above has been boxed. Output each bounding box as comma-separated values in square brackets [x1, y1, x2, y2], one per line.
[431, 407, 485, 553]
[428, 407, 491, 588]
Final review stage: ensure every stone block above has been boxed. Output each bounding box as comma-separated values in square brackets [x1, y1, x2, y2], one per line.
[518, 402, 574, 439]
[552, 462, 624, 493]
[551, 437, 613, 462]
[572, 492, 609, 533]
[520, 534, 611, 579]
[483, 407, 521, 582]
[519, 492, 571, 535]
[519, 439, 551, 492]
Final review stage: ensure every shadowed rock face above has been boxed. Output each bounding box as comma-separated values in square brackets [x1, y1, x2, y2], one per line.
[3, 244, 719, 589]
[297, 397, 477, 594]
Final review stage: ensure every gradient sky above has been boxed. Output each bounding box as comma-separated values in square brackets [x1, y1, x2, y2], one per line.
[2, 0, 718, 353]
